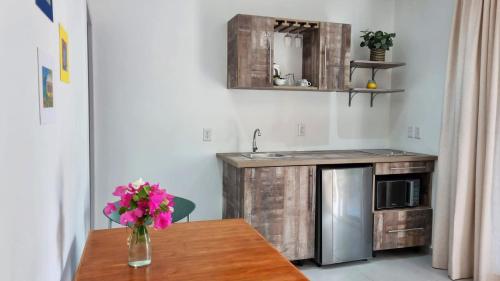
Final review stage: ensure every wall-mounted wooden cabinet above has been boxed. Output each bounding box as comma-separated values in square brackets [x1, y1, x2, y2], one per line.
[227, 14, 351, 92]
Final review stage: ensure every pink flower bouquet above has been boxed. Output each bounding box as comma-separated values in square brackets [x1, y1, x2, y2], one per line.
[104, 178, 175, 230]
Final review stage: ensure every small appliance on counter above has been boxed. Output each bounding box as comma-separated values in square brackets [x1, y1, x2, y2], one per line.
[315, 165, 373, 266]
[375, 179, 420, 210]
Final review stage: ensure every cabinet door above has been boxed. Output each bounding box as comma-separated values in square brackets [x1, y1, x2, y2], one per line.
[243, 166, 316, 260]
[228, 14, 274, 88]
[319, 22, 351, 91]
[373, 208, 432, 251]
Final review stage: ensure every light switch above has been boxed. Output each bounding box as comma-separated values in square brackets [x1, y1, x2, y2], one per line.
[298, 123, 306, 136]
[203, 128, 212, 142]
[414, 127, 421, 139]
[407, 126, 414, 138]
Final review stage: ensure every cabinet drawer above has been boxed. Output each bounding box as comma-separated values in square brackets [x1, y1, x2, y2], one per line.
[373, 208, 432, 251]
[375, 161, 434, 175]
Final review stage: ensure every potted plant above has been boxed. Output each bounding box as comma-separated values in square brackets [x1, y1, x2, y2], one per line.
[104, 178, 175, 268]
[360, 30, 396, 62]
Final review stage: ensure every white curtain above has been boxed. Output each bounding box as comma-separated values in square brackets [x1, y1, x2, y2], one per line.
[433, 0, 500, 280]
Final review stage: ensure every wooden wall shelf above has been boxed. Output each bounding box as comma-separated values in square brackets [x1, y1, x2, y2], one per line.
[351, 60, 405, 69]
[348, 88, 405, 107]
[350, 88, 405, 94]
[348, 60, 406, 107]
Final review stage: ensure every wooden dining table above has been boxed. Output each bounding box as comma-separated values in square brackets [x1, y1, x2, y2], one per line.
[75, 219, 309, 281]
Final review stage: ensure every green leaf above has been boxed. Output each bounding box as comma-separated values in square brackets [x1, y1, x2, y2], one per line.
[119, 207, 127, 215]
[138, 188, 148, 199]
[160, 202, 168, 212]
[133, 195, 139, 201]
[375, 43, 381, 48]
[130, 200, 137, 209]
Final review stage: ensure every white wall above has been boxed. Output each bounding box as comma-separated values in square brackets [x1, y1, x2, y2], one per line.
[0, 1, 90, 281]
[390, 0, 454, 155]
[88, 0, 397, 228]
[390, 0, 455, 209]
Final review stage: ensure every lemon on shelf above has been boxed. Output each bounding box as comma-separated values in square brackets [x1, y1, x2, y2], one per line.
[367, 80, 377, 89]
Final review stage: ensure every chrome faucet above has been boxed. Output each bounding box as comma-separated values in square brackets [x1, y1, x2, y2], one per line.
[252, 129, 262, 152]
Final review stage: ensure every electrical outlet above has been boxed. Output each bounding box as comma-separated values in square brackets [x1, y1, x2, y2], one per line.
[414, 126, 421, 139]
[407, 126, 414, 138]
[298, 123, 306, 136]
[203, 128, 212, 142]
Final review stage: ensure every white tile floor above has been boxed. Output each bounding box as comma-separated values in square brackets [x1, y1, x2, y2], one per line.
[300, 250, 471, 281]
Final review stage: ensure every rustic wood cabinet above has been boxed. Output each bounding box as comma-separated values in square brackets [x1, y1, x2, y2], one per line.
[227, 14, 351, 91]
[223, 163, 316, 260]
[374, 161, 434, 175]
[227, 14, 274, 89]
[373, 208, 432, 251]
[372, 160, 435, 251]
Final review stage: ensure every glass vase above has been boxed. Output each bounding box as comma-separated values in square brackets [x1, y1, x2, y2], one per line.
[128, 223, 151, 267]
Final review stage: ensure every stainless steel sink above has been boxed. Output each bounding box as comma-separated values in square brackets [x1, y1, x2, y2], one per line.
[241, 152, 288, 159]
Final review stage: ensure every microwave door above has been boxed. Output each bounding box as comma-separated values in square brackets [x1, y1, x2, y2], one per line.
[377, 181, 407, 209]
[389, 182, 407, 208]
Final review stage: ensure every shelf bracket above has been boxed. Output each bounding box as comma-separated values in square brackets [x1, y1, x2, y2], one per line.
[350, 67, 357, 82]
[371, 67, 380, 80]
[349, 91, 358, 107]
[370, 92, 378, 107]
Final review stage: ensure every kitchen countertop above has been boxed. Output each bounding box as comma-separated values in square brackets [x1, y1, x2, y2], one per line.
[216, 149, 438, 168]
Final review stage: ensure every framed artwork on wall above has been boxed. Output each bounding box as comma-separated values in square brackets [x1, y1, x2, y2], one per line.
[37, 48, 56, 125]
[59, 24, 70, 83]
[36, 0, 53, 22]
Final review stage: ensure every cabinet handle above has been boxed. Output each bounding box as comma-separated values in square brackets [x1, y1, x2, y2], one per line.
[387, 227, 424, 233]
[324, 47, 327, 86]
[267, 32, 272, 84]
[390, 166, 426, 170]
[308, 171, 313, 211]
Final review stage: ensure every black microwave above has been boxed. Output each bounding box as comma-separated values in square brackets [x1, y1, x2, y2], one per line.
[375, 179, 420, 209]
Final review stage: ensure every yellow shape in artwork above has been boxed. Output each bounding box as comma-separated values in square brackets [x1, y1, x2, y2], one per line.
[59, 24, 70, 83]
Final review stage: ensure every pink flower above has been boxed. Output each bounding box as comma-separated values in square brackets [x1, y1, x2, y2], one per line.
[104, 202, 117, 215]
[137, 200, 148, 209]
[149, 189, 167, 214]
[120, 193, 133, 208]
[127, 183, 137, 193]
[153, 211, 172, 230]
[113, 185, 128, 197]
[166, 194, 175, 207]
[133, 207, 144, 218]
[120, 210, 138, 225]
[108, 179, 174, 230]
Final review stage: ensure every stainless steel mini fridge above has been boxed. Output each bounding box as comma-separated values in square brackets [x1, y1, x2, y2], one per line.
[315, 166, 373, 265]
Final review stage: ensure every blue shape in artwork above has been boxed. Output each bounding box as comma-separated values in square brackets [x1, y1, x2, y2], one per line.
[36, 0, 53, 22]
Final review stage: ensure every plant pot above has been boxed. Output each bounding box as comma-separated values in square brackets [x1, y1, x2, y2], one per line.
[370, 49, 386, 62]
